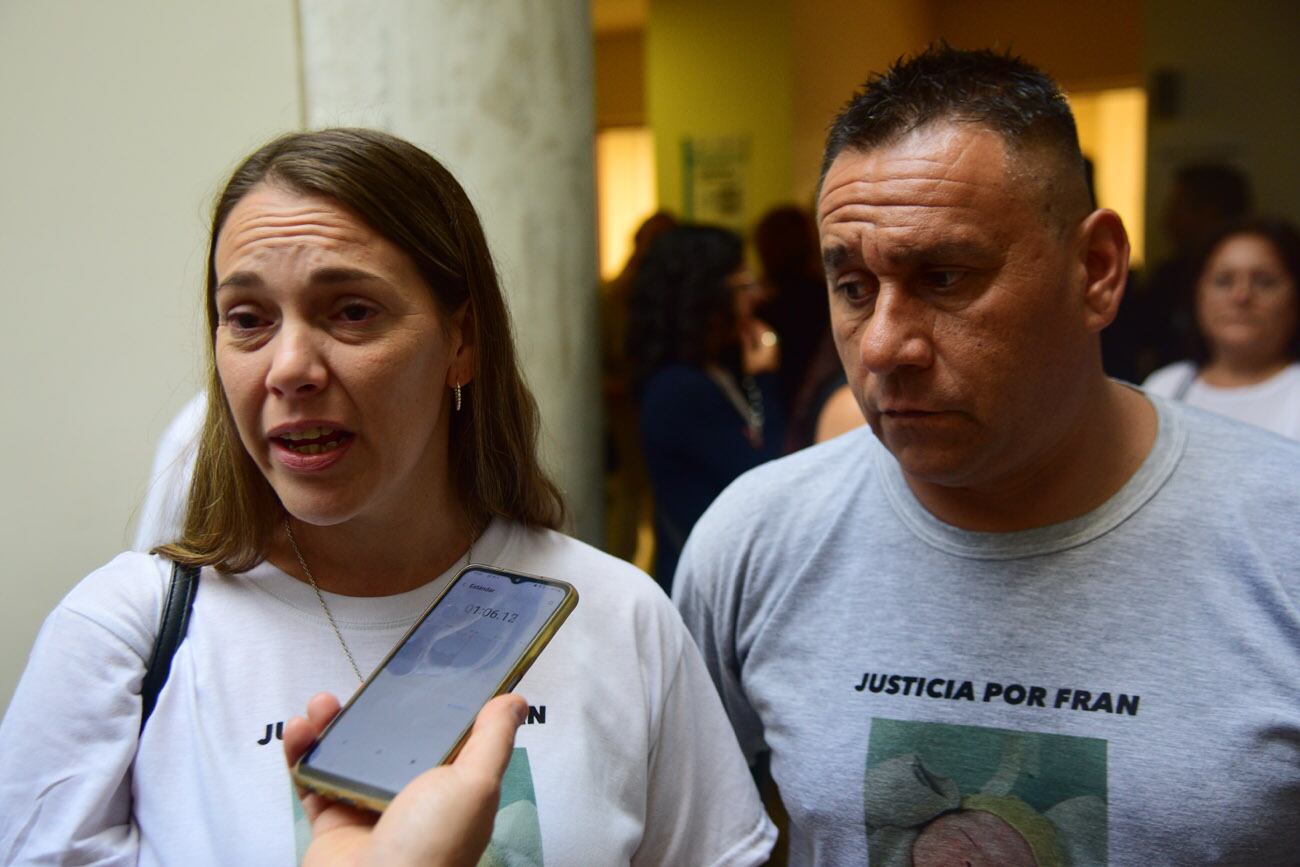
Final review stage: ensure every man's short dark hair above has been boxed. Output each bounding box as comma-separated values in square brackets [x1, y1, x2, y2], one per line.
[821, 44, 1085, 190]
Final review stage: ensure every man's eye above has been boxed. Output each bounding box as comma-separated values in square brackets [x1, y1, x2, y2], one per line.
[835, 276, 873, 303]
[926, 270, 962, 289]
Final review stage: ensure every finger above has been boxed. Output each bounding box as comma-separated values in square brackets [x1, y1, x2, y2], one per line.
[283, 715, 317, 768]
[305, 692, 342, 730]
[452, 694, 527, 782]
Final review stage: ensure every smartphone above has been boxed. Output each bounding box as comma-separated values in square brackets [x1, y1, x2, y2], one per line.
[292, 564, 578, 811]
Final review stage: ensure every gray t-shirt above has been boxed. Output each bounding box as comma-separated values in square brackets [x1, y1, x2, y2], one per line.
[675, 395, 1300, 866]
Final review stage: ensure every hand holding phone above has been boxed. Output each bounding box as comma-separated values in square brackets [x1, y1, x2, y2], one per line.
[285, 691, 527, 867]
[292, 565, 577, 812]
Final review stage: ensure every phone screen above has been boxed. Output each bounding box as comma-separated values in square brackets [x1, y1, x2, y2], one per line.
[299, 567, 570, 799]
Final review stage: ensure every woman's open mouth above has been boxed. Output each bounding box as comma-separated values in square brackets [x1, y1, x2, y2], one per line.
[275, 426, 354, 455]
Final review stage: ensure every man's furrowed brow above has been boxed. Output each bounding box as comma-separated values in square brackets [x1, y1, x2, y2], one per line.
[823, 244, 860, 272]
[885, 240, 999, 267]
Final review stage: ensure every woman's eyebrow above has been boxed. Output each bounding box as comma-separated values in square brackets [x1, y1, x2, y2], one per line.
[308, 266, 387, 286]
[215, 267, 387, 294]
[215, 271, 261, 293]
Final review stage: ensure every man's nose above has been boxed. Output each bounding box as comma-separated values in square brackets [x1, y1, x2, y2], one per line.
[265, 323, 328, 397]
[858, 287, 934, 375]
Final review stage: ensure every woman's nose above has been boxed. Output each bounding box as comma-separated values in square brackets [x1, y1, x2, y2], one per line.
[265, 324, 328, 397]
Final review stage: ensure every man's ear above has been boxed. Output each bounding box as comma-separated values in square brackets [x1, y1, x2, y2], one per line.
[445, 300, 477, 387]
[1076, 209, 1130, 333]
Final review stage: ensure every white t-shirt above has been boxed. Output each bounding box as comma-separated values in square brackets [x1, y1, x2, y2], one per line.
[1143, 360, 1300, 440]
[0, 520, 774, 866]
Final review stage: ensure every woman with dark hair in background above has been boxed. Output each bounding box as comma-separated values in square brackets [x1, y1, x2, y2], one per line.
[1144, 217, 1300, 440]
[0, 130, 774, 865]
[627, 225, 786, 590]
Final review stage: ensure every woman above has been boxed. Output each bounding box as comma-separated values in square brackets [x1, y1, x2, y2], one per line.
[0, 130, 774, 865]
[626, 225, 785, 590]
[1144, 217, 1300, 440]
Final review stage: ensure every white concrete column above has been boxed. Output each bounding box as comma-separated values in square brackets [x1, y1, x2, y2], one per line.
[297, 0, 603, 543]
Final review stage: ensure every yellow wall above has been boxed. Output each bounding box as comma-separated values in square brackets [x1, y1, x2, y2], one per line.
[789, 0, 934, 203]
[595, 29, 645, 128]
[596, 128, 658, 278]
[932, 0, 1143, 90]
[646, 0, 793, 229]
[1072, 89, 1148, 263]
[785, 0, 1144, 203]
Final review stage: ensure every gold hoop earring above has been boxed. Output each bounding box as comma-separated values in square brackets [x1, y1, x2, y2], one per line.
[454, 381, 463, 412]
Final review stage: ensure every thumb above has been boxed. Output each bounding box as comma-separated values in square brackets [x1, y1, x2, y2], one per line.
[451, 694, 527, 781]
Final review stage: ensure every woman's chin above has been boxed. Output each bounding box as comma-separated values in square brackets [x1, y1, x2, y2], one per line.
[275, 497, 362, 529]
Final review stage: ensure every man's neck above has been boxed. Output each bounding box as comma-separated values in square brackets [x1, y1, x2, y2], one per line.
[904, 380, 1158, 533]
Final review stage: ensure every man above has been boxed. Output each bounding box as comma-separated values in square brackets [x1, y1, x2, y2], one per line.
[674, 46, 1300, 865]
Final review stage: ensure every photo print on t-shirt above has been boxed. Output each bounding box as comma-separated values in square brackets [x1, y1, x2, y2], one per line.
[864, 718, 1107, 866]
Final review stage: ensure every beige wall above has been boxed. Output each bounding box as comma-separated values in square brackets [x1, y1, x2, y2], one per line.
[0, 0, 302, 710]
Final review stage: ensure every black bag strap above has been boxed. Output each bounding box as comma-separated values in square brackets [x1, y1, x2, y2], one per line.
[140, 561, 200, 733]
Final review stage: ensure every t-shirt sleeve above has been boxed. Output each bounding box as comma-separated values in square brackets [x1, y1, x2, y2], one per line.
[0, 554, 165, 864]
[634, 617, 775, 866]
[672, 526, 769, 766]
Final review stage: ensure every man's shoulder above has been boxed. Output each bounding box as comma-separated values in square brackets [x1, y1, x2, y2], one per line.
[1166, 399, 1300, 525]
[1175, 396, 1300, 466]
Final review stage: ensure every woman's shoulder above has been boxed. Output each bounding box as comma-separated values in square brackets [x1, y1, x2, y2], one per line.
[494, 525, 678, 621]
[55, 552, 175, 655]
[498, 526, 659, 591]
[1142, 360, 1196, 396]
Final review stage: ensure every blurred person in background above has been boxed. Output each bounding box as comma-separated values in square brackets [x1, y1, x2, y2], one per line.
[600, 211, 677, 563]
[1144, 217, 1300, 439]
[1106, 162, 1253, 381]
[627, 225, 786, 590]
[752, 205, 835, 449]
[752, 204, 867, 449]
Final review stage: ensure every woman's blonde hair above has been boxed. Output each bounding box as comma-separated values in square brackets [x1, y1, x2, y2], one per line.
[157, 129, 565, 572]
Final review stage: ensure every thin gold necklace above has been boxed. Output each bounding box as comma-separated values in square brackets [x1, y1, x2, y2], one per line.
[283, 517, 472, 684]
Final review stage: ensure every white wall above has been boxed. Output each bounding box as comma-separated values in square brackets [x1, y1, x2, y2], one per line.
[0, 0, 303, 710]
